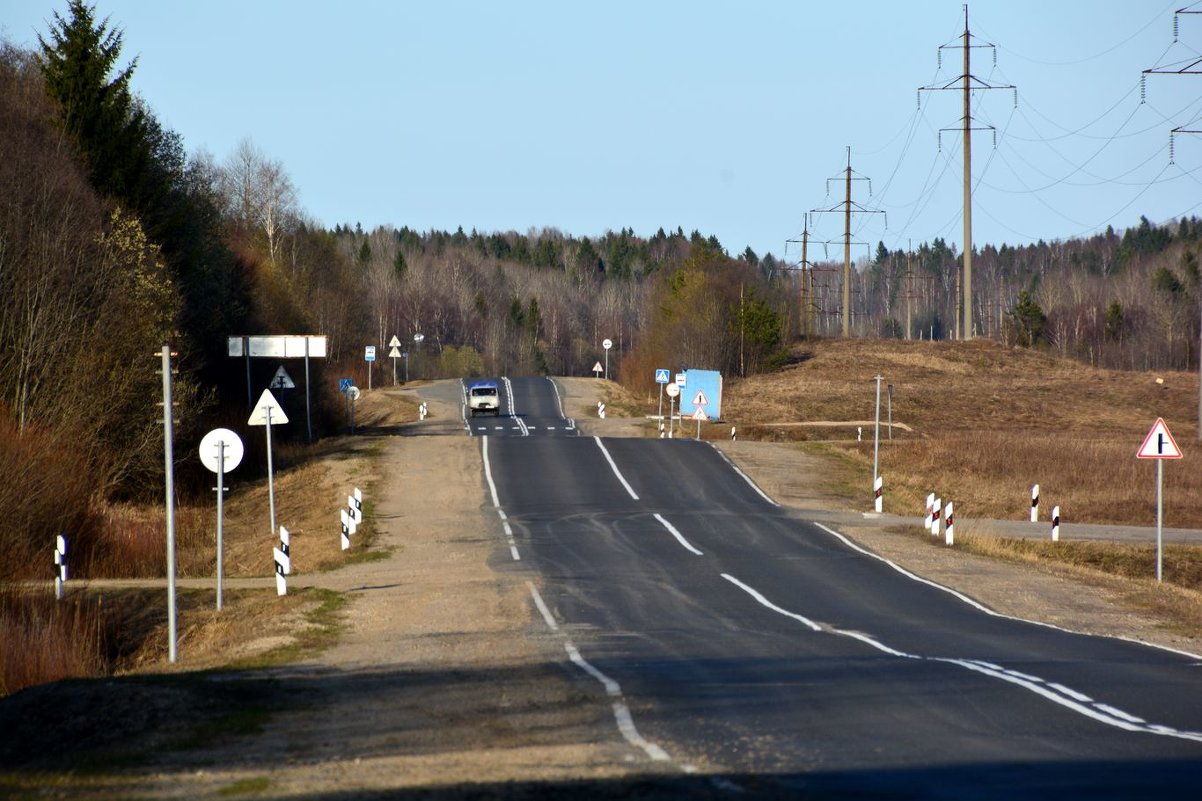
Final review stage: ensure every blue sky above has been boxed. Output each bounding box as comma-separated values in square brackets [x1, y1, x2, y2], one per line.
[4, 1, 1202, 262]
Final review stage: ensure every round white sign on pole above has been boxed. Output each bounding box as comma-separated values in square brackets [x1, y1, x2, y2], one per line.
[414, 333, 425, 344]
[665, 382, 680, 398]
[199, 428, 244, 473]
[348, 385, 362, 401]
[602, 338, 613, 350]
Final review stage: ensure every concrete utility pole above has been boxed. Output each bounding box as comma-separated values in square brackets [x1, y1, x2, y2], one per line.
[810, 148, 883, 337]
[920, 5, 1014, 341]
[786, 214, 836, 340]
[1143, 5, 1202, 437]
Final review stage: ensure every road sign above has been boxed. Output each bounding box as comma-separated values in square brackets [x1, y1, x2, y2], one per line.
[339, 378, 352, 393]
[365, 345, 376, 362]
[690, 406, 708, 421]
[198, 428, 244, 473]
[665, 382, 680, 398]
[602, 338, 613, 350]
[692, 390, 709, 407]
[675, 372, 687, 387]
[592, 361, 604, 375]
[389, 346, 401, 358]
[1137, 418, 1183, 459]
[655, 369, 670, 384]
[348, 385, 361, 401]
[248, 389, 288, 426]
[270, 365, 295, 390]
[389, 335, 401, 347]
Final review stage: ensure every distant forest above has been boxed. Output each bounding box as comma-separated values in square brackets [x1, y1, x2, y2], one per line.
[1, 1, 1200, 556]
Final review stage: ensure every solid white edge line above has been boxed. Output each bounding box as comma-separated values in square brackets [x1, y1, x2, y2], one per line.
[708, 443, 779, 507]
[481, 435, 521, 561]
[526, 584, 671, 763]
[811, 521, 1202, 661]
[721, 573, 822, 632]
[724, 570, 1202, 743]
[593, 437, 640, 500]
[527, 582, 559, 631]
[653, 513, 703, 556]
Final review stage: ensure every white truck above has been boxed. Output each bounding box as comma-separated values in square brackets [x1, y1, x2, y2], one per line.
[467, 380, 500, 416]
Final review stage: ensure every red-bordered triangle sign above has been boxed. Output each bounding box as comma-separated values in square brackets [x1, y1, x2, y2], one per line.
[1137, 417, 1183, 459]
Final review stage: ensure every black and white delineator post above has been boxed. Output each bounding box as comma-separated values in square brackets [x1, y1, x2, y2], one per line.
[926, 493, 935, 530]
[340, 508, 353, 550]
[198, 428, 244, 612]
[931, 497, 942, 537]
[1051, 506, 1061, 542]
[944, 502, 955, 546]
[248, 389, 289, 540]
[274, 525, 291, 596]
[1030, 484, 1040, 522]
[874, 476, 883, 514]
[1136, 417, 1183, 583]
[347, 489, 363, 533]
[54, 535, 67, 601]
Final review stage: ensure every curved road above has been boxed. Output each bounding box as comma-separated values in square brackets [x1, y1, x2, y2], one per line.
[478, 377, 1202, 798]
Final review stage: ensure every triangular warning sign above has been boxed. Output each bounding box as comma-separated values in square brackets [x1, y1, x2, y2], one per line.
[388, 346, 401, 358]
[1137, 417, 1182, 459]
[270, 365, 295, 389]
[592, 361, 604, 373]
[690, 406, 709, 421]
[248, 389, 289, 426]
[692, 390, 708, 407]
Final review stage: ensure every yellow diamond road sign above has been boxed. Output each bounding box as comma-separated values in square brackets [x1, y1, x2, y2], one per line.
[1137, 417, 1182, 460]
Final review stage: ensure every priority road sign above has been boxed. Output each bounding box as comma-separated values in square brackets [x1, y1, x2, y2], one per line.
[1137, 418, 1183, 460]
[655, 369, 670, 384]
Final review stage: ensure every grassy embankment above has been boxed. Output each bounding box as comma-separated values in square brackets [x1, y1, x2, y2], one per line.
[0, 388, 418, 696]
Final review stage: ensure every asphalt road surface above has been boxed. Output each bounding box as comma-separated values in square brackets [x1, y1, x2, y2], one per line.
[463, 376, 579, 437]
[480, 377, 1202, 799]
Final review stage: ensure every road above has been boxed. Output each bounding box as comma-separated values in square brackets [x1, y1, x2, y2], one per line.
[462, 376, 579, 437]
[481, 377, 1202, 798]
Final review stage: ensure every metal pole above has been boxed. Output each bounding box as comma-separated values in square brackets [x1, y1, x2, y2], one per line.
[1157, 459, 1164, 583]
[658, 383, 664, 429]
[243, 337, 252, 411]
[161, 346, 178, 663]
[843, 148, 852, 338]
[266, 406, 277, 539]
[304, 339, 313, 443]
[669, 396, 675, 439]
[216, 439, 225, 612]
[873, 375, 883, 487]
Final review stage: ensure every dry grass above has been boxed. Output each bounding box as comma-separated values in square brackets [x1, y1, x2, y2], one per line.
[721, 339, 1202, 527]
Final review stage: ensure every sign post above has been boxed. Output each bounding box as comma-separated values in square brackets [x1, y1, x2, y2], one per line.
[389, 335, 402, 386]
[199, 428, 244, 611]
[365, 345, 376, 391]
[665, 382, 680, 439]
[1137, 418, 1183, 582]
[249, 389, 289, 541]
[655, 368, 669, 428]
[602, 338, 613, 380]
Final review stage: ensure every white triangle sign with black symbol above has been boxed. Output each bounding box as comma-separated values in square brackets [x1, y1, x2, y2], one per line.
[1137, 417, 1182, 459]
[270, 365, 295, 389]
[248, 389, 289, 426]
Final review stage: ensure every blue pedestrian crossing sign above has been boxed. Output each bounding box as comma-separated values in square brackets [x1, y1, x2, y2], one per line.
[655, 368, 670, 384]
[339, 378, 353, 393]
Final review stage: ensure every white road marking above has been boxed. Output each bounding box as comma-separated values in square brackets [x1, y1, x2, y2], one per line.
[653, 513, 703, 556]
[481, 436, 520, 561]
[722, 572, 1202, 744]
[502, 376, 529, 436]
[708, 444, 779, 507]
[593, 437, 640, 500]
[526, 583, 670, 763]
[812, 521, 1202, 661]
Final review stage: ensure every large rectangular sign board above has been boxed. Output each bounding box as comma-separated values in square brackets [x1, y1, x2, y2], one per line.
[677, 369, 723, 421]
[228, 335, 327, 359]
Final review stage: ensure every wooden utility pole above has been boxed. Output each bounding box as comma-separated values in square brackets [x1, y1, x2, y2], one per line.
[920, 6, 1014, 340]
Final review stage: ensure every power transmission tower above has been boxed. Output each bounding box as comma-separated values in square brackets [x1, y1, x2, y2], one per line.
[1143, 4, 1202, 437]
[810, 147, 884, 337]
[785, 213, 842, 339]
[919, 6, 1015, 341]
